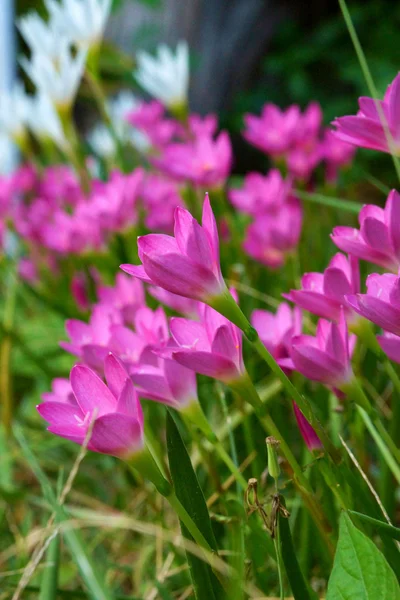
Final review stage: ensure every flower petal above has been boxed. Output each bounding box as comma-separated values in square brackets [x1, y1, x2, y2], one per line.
[70, 365, 117, 417]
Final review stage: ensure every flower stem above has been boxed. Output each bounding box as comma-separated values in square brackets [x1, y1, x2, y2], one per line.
[1, 265, 18, 434]
[232, 374, 335, 556]
[182, 401, 248, 490]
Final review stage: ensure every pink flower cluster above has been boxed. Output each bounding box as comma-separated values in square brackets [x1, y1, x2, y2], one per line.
[229, 169, 302, 268]
[244, 102, 355, 183]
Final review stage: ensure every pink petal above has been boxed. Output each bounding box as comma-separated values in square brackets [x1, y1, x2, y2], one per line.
[347, 295, 400, 336]
[286, 290, 341, 321]
[171, 350, 240, 383]
[47, 425, 86, 446]
[120, 264, 153, 283]
[293, 402, 322, 451]
[211, 324, 238, 362]
[333, 116, 389, 152]
[202, 194, 220, 267]
[89, 413, 143, 457]
[323, 267, 352, 299]
[386, 190, 400, 259]
[170, 318, 209, 350]
[291, 344, 346, 385]
[377, 333, 400, 364]
[37, 401, 84, 426]
[104, 353, 129, 398]
[361, 217, 392, 253]
[116, 379, 142, 422]
[70, 365, 117, 417]
[164, 358, 198, 406]
[174, 206, 213, 267]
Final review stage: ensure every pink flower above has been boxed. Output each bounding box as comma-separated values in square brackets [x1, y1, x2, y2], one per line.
[243, 197, 302, 268]
[286, 144, 321, 181]
[60, 305, 120, 370]
[294, 102, 322, 145]
[37, 354, 144, 458]
[331, 190, 400, 271]
[152, 131, 232, 189]
[287, 310, 354, 390]
[243, 104, 301, 156]
[377, 331, 400, 364]
[38, 165, 82, 207]
[229, 169, 291, 216]
[285, 253, 360, 323]
[121, 195, 226, 304]
[71, 272, 90, 312]
[251, 302, 302, 362]
[148, 287, 200, 318]
[165, 303, 244, 384]
[126, 100, 179, 148]
[332, 73, 400, 154]
[141, 174, 184, 233]
[346, 273, 400, 336]
[42, 378, 74, 404]
[293, 402, 322, 452]
[321, 129, 356, 183]
[131, 354, 198, 410]
[187, 114, 218, 138]
[97, 273, 145, 325]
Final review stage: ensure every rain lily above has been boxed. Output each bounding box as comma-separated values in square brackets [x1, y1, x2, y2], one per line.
[21, 41, 87, 110]
[165, 303, 244, 384]
[285, 253, 360, 323]
[135, 41, 189, 111]
[346, 273, 400, 336]
[121, 195, 227, 304]
[148, 287, 200, 319]
[287, 144, 321, 181]
[45, 0, 112, 50]
[140, 175, 184, 233]
[251, 302, 302, 362]
[60, 305, 120, 370]
[243, 197, 302, 268]
[152, 131, 232, 189]
[287, 310, 354, 391]
[97, 273, 145, 325]
[126, 100, 178, 149]
[293, 402, 322, 452]
[0, 84, 31, 145]
[27, 93, 68, 150]
[229, 169, 291, 216]
[377, 331, 400, 364]
[243, 104, 301, 156]
[18, 11, 66, 59]
[131, 355, 198, 410]
[332, 73, 400, 154]
[331, 190, 400, 271]
[37, 354, 144, 458]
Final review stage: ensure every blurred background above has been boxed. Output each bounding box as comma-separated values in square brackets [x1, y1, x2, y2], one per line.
[13, 0, 400, 177]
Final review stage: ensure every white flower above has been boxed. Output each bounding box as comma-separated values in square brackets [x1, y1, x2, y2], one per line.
[45, 0, 112, 49]
[27, 94, 68, 149]
[0, 83, 31, 141]
[135, 41, 189, 109]
[88, 123, 116, 158]
[0, 134, 14, 175]
[18, 11, 68, 60]
[21, 41, 87, 109]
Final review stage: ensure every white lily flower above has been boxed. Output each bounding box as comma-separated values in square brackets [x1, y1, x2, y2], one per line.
[0, 134, 14, 175]
[88, 123, 116, 158]
[0, 83, 31, 142]
[45, 0, 112, 49]
[18, 11, 68, 60]
[21, 41, 87, 110]
[108, 90, 140, 124]
[27, 94, 68, 150]
[135, 41, 189, 110]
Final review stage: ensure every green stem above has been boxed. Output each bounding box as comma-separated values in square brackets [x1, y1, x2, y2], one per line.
[295, 189, 361, 214]
[231, 374, 335, 556]
[357, 406, 400, 485]
[182, 401, 248, 490]
[338, 0, 400, 183]
[126, 445, 214, 553]
[1, 265, 18, 434]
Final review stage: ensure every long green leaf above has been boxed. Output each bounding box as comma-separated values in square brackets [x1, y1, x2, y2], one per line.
[326, 512, 400, 600]
[39, 532, 60, 600]
[348, 511, 400, 542]
[278, 496, 317, 600]
[295, 190, 361, 213]
[14, 427, 114, 600]
[166, 412, 224, 600]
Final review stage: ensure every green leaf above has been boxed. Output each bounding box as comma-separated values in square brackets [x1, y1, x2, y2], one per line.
[327, 512, 400, 600]
[278, 497, 317, 600]
[348, 510, 400, 542]
[39, 533, 60, 600]
[166, 412, 224, 600]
